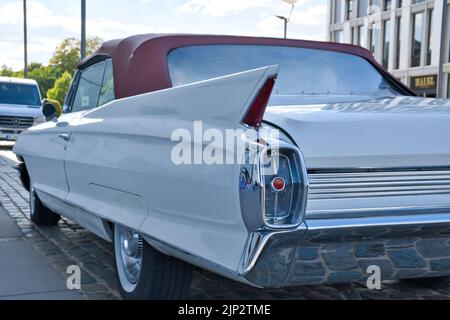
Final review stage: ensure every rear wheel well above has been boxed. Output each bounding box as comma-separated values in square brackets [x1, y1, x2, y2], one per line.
[17, 161, 30, 192]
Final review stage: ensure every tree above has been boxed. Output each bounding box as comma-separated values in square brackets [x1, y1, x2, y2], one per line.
[27, 63, 57, 97]
[47, 71, 72, 106]
[1, 37, 103, 100]
[49, 37, 103, 78]
[0, 65, 20, 77]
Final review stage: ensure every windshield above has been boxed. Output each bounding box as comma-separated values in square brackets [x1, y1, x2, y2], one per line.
[0, 82, 41, 106]
[168, 45, 404, 104]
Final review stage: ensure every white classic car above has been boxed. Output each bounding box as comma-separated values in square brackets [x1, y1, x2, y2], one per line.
[14, 34, 450, 300]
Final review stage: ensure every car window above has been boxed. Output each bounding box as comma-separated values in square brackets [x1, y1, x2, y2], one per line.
[98, 60, 115, 106]
[72, 62, 106, 113]
[168, 45, 404, 104]
[0, 82, 41, 106]
[63, 70, 80, 114]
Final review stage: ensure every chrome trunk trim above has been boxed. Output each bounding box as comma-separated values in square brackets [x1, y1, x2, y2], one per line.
[308, 168, 450, 200]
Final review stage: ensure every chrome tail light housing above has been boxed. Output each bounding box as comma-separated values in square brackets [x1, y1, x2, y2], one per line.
[240, 139, 309, 230]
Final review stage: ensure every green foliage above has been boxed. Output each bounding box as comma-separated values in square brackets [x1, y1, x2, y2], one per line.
[28, 63, 57, 97]
[47, 71, 73, 106]
[1, 37, 103, 100]
[49, 37, 103, 78]
[0, 65, 17, 77]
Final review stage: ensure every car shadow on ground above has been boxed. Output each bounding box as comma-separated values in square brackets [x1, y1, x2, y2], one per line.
[0, 142, 14, 151]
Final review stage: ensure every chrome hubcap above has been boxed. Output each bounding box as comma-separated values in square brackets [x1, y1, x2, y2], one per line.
[118, 227, 143, 286]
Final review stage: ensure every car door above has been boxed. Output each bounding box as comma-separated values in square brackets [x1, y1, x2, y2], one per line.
[14, 117, 71, 202]
[63, 59, 150, 231]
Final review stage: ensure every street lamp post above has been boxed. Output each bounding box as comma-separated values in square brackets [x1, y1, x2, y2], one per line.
[276, 0, 297, 39]
[81, 0, 87, 59]
[275, 15, 288, 39]
[437, 0, 448, 98]
[23, 0, 28, 78]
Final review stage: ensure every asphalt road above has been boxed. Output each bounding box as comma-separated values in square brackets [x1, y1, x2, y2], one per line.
[1, 142, 450, 300]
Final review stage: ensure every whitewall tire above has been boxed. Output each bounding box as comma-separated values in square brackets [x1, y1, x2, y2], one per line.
[113, 224, 193, 300]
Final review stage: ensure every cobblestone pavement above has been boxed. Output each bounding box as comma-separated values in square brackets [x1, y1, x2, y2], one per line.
[1, 144, 450, 300]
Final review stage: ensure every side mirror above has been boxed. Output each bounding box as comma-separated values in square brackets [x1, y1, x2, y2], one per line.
[42, 101, 58, 119]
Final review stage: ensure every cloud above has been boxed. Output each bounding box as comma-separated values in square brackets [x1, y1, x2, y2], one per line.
[0, 36, 61, 70]
[0, 1, 72, 30]
[0, 0, 177, 69]
[0, 0, 327, 70]
[255, 4, 327, 40]
[176, 0, 326, 40]
[177, 0, 274, 17]
[177, 0, 312, 17]
[0, 0, 175, 37]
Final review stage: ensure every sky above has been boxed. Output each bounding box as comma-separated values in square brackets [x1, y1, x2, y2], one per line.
[0, 0, 327, 70]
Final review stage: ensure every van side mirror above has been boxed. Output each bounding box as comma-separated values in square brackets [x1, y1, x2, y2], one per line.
[42, 101, 58, 119]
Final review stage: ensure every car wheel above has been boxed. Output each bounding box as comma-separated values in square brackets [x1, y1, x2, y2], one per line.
[29, 186, 61, 226]
[402, 277, 450, 290]
[113, 224, 193, 300]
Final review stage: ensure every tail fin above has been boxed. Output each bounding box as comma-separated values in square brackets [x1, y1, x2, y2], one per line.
[90, 65, 279, 128]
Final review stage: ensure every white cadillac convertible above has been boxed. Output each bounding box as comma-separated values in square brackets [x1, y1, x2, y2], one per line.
[14, 34, 450, 299]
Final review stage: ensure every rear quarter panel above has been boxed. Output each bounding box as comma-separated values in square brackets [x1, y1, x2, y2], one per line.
[62, 67, 276, 272]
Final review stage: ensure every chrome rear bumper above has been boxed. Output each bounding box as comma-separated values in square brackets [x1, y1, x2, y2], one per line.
[242, 211, 450, 288]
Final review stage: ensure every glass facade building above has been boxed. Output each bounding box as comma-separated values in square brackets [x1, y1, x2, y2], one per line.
[328, 0, 450, 98]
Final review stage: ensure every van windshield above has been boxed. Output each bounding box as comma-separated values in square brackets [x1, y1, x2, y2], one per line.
[0, 82, 41, 106]
[168, 45, 404, 104]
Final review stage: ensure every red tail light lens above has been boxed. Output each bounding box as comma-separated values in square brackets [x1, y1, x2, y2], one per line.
[271, 177, 286, 192]
[242, 77, 276, 128]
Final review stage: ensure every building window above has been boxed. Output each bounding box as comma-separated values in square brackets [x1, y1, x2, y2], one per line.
[395, 17, 402, 69]
[351, 26, 355, 44]
[370, 24, 378, 55]
[447, 5, 450, 63]
[447, 74, 450, 99]
[334, 30, 344, 43]
[412, 0, 426, 4]
[370, 0, 380, 7]
[426, 9, 433, 66]
[411, 12, 424, 67]
[346, 0, 354, 20]
[369, 0, 380, 14]
[397, 0, 402, 8]
[358, 0, 368, 17]
[358, 25, 366, 47]
[383, 20, 391, 68]
[335, 0, 342, 23]
[384, 0, 392, 11]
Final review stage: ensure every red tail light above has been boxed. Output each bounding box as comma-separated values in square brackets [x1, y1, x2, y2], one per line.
[242, 77, 276, 128]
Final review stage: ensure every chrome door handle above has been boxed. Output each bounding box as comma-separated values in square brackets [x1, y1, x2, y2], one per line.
[57, 121, 69, 128]
[58, 133, 71, 142]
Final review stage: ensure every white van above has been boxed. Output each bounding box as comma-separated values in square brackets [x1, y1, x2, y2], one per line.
[0, 77, 45, 141]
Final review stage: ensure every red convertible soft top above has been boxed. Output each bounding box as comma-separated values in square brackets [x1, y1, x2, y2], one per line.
[78, 34, 415, 99]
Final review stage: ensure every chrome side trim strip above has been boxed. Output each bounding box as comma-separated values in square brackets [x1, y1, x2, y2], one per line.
[309, 190, 450, 199]
[306, 212, 450, 231]
[306, 205, 450, 219]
